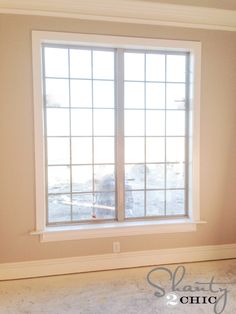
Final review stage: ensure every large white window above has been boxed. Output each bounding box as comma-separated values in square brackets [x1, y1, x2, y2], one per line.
[32, 31, 202, 241]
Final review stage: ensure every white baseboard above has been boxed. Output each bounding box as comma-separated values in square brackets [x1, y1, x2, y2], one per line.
[1, 244, 236, 281]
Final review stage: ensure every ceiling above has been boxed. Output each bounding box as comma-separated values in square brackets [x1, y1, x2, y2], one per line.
[145, 0, 236, 10]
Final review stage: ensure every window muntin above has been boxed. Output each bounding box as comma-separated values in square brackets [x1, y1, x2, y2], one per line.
[42, 44, 189, 226]
[124, 51, 188, 219]
[43, 46, 116, 224]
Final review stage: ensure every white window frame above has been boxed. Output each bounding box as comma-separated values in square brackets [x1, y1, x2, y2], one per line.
[32, 31, 204, 242]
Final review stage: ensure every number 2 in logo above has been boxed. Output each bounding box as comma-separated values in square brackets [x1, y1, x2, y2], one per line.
[166, 293, 179, 306]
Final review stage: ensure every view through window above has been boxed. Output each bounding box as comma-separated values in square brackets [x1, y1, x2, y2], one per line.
[43, 45, 189, 225]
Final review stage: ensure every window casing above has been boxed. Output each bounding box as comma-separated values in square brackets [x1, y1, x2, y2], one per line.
[32, 32, 201, 241]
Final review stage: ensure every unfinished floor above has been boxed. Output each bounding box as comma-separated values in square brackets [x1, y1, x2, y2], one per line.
[0, 259, 235, 314]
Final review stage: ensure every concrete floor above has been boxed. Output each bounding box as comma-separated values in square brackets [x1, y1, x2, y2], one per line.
[0, 259, 236, 314]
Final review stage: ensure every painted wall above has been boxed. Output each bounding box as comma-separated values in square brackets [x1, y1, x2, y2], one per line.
[0, 14, 236, 263]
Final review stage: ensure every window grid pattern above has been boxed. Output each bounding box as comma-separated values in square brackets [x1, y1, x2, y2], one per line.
[42, 44, 189, 226]
[43, 45, 116, 224]
[123, 51, 189, 219]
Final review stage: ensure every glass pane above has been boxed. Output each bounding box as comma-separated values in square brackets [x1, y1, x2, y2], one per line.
[166, 163, 185, 188]
[166, 83, 185, 109]
[166, 190, 185, 215]
[146, 191, 165, 216]
[74, 193, 116, 220]
[93, 109, 114, 136]
[125, 110, 144, 136]
[71, 109, 92, 136]
[125, 164, 145, 190]
[166, 111, 185, 136]
[72, 194, 93, 221]
[125, 191, 144, 218]
[70, 80, 92, 107]
[167, 55, 186, 82]
[94, 137, 114, 163]
[146, 164, 165, 189]
[45, 79, 69, 107]
[94, 165, 115, 192]
[146, 110, 165, 136]
[70, 49, 91, 79]
[166, 137, 185, 162]
[125, 137, 144, 163]
[93, 51, 114, 79]
[124, 82, 144, 108]
[44, 47, 68, 78]
[124, 52, 144, 81]
[146, 137, 165, 163]
[146, 83, 165, 109]
[72, 165, 93, 192]
[72, 137, 92, 164]
[146, 54, 165, 82]
[46, 108, 69, 136]
[93, 81, 114, 108]
[47, 138, 70, 165]
[48, 166, 70, 193]
[93, 192, 116, 219]
[48, 194, 71, 223]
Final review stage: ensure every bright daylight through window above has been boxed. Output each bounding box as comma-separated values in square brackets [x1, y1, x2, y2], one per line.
[32, 32, 201, 237]
[44, 45, 188, 224]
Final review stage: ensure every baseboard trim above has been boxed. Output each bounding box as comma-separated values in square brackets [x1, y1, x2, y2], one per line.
[1, 244, 236, 281]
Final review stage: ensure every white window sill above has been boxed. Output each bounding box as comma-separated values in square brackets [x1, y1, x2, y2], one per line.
[31, 219, 206, 242]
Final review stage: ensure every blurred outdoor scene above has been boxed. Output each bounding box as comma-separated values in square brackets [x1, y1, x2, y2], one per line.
[44, 47, 187, 224]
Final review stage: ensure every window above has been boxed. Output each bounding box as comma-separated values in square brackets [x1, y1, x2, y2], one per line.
[44, 47, 116, 224]
[32, 32, 201, 241]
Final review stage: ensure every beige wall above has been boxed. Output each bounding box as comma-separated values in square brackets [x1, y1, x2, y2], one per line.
[0, 14, 236, 263]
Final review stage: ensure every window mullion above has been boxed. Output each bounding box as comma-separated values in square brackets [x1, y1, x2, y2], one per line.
[185, 52, 190, 216]
[116, 48, 125, 221]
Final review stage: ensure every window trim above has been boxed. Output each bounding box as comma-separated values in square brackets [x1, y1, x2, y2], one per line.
[32, 31, 202, 241]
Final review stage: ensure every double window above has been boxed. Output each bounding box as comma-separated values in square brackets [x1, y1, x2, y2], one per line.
[32, 32, 201, 239]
